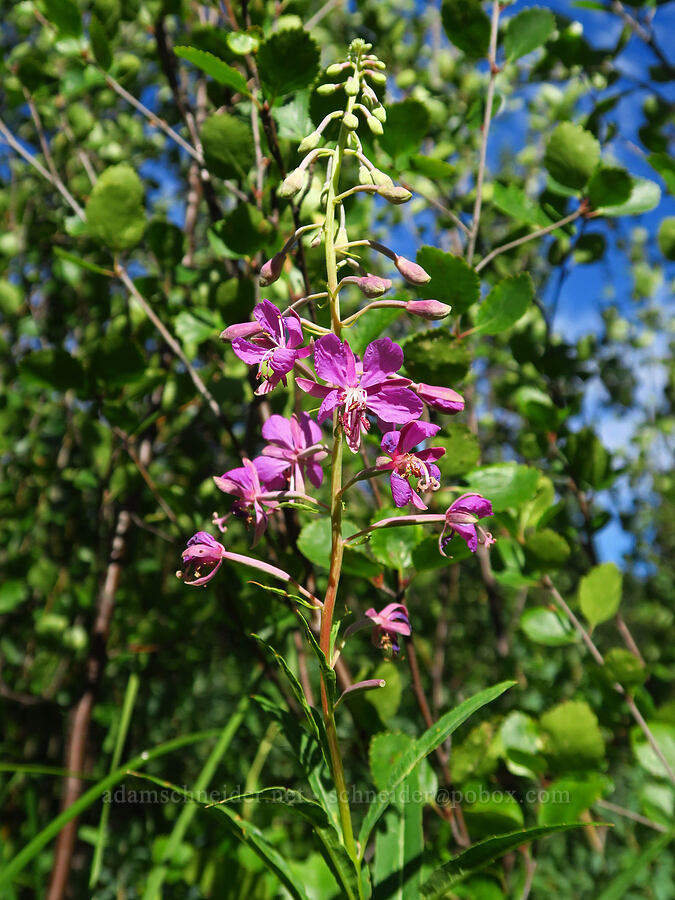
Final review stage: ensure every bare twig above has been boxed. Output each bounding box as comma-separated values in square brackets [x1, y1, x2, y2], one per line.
[305, 0, 345, 31]
[476, 206, 585, 273]
[400, 180, 470, 236]
[595, 798, 669, 833]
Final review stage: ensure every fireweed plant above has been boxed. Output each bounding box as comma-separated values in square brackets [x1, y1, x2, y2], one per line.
[177, 42, 559, 898]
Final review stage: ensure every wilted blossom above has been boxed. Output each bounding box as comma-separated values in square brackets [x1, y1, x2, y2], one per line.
[261, 412, 326, 493]
[365, 602, 411, 655]
[179, 532, 226, 586]
[296, 335, 422, 453]
[376, 420, 445, 509]
[439, 493, 495, 556]
[413, 382, 465, 414]
[229, 299, 311, 395]
[213, 456, 287, 545]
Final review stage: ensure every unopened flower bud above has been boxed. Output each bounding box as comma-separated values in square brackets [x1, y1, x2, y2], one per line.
[343, 111, 359, 130]
[395, 255, 431, 284]
[298, 131, 321, 153]
[377, 184, 412, 204]
[365, 69, 386, 85]
[220, 321, 262, 342]
[372, 106, 387, 123]
[335, 226, 349, 248]
[367, 116, 384, 136]
[317, 82, 341, 95]
[326, 62, 346, 76]
[357, 275, 392, 298]
[259, 252, 286, 286]
[370, 168, 393, 188]
[345, 75, 360, 95]
[359, 165, 373, 184]
[278, 168, 305, 199]
[406, 299, 452, 320]
[415, 383, 465, 414]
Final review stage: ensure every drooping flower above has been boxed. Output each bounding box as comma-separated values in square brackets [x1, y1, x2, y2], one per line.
[296, 335, 423, 452]
[228, 300, 311, 395]
[439, 493, 495, 556]
[376, 420, 445, 510]
[261, 412, 326, 493]
[365, 602, 412, 655]
[213, 456, 288, 544]
[413, 382, 465, 414]
[179, 532, 226, 586]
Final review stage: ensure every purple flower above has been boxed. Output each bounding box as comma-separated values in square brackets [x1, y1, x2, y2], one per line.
[261, 412, 326, 493]
[413, 382, 465, 415]
[180, 532, 226, 586]
[213, 456, 287, 544]
[296, 335, 423, 453]
[439, 493, 495, 556]
[376, 420, 445, 510]
[230, 299, 311, 395]
[366, 602, 411, 655]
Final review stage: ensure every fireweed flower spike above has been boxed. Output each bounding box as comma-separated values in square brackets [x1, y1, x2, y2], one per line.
[439, 493, 495, 556]
[213, 456, 287, 545]
[376, 420, 445, 509]
[365, 602, 412, 655]
[179, 532, 226, 586]
[261, 412, 326, 493]
[228, 299, 311, 395]
[296, 334, 422, 452]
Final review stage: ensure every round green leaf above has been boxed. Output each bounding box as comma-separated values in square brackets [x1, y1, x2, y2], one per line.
[578, 562, 622, 628]
[521, 606, 578, 646]
[370, 519, 424, 571]
[588, 167, 632, 208]
[544, 122, 600, 190]
[297, 517, 358, 570]
[476, 273, 534, 335]
[465, 463, 540, 512]
[401, 329, 471, 384]
[416, 246, 479, 315]
[216, 204, 273, 256]
[598, 177, 661, 217]
[42, 0, 82, 37]
[536, 776, 608, 826]
[523, 530, 570, 569]
[631, 722, 675, 780]
[19, 348, 85, 392]
[201, 113, 254, 181]
[435, 424, 480, 478]
[504, 7, 555, 61]
[86, 163, 146, 251]
[378, 99, 431, 165]
[441, 0, 491, 57]
[541, 700, 605, 771]
[257, 29, 320, 99]
[603, 647, 647, 688]
[648, 152, 675, 195]
[657, 217, 675, 260]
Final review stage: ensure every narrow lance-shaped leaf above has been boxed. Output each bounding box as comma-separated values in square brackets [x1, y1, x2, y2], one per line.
[173, 46, 251, 96]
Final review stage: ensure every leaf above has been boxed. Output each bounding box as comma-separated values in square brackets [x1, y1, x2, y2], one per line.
[86, 164, 146, 252]
[348, 308, 402, 358]
[91, 335, 146, 387]
[369, 522, 424, 572]
[257, 29, 320, 99]
[365, 662, 403, 724]
[42, 0, 82, 37]
[462, 780, 525, 837]
[476, 273, 534, 335]
[227, 31, 260, 55]
[297, 517, 360, 571]
[596, 831, 674, 900]
[465, 463, 540, 512]
[175, 309, 221, 346]
[492, 183, 553, 228]
[657, 217, 675, 260]
[441, 0, 491, 57]
[579, 562, 622, 628]
[416, 246, 480, 314]
[544, 122, 600, 191]
[523, 530, 570, 569]
[53, 248, 112, 276]
[401, 329, 471, 384]
[201, 113, 255, 181]
[504, 7, 555, 61]
[603, 648, 647, 688]
[90, 14, 112, 70]
[598, 177, 661, 216]
[521, 607, 578, 646]
[435, 424, 480, 478]
[564, 428, 612, 489]
[173, 47, 250, 96]
[631, 722, 675, 780]
[379, 99, 431, 166]
[19, 348, 85, 393]
[358, 681, 515, 851]
[587, 167, 632, 208]
[537, 776, 608, 826]
[420, 825, 592, 898]
[146, 220, 185, 268]
[540, 700, 605, 772]
[215, 203, 273, 256]
[412, 534, 472, 571]
[409, 155, 455, 180]
[500, 711, 544, 778]
[294, 613, 337, 707]
[451, 723, 499, 784]
[648, 153, 675, 195]
[0, 580, 29, 614]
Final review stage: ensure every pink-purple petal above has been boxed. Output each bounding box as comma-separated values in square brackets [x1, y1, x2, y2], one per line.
[360, 337, 404, 387]
[231, 339, 266, 365]
[390, 472, 413, 507]
[367, 386, 423, 424]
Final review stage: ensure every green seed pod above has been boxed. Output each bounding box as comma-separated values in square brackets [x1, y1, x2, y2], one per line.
[345, 75, 360, 96]
[367, 116, 383, 136]
[343, 112, 359, 130]
[316, 82, 341, 95]
[298, 131, 321, 153]
[372, 106, 387, 123]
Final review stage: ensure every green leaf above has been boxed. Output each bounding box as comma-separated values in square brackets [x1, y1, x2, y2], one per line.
[173, 46, 251, 96]
[435, 424, 480, 478]
[598, 177, 661, 216]
[369, 520, 424, 571]
[492, 183, 553, 228]
[587, 167, 632, 208]
[657, 217, 675, 260]
[465, 463, 540, 512]
[227, 32, 260, 55]
[536, 776, 608, 826]
[175, 309, 221, 346]
[596, 831, 674, 900]
[294, 613, 337, 707]
[410, 155, 456, 180]
[420, 825, 592, 898]
[348, 308, 402, 358]
[451, 723, 499, 784]
[42, 0, 82, 37]
[475, 273, 534, 335]
[462, 780, 524, 837]
[358, 681, 515, 850]
[504, 7, 555, 61]
[146, 220, 185, 268]
[401, 329, 471, 384]
[201, 113, 254, 181]
[86, 164, 146, 251]
[416, 246, 480, 314]
[52, 248, 112, 276]
[215, 203, 273, 256]
[579, 562, 623, 628]
[297, 517, 359, 570]
[0, 279, 23, 314]
[92, 335, 146, 387]
[523, 529, 570, 569]
[631, 722, 675, 780]
[521, 607, 578, 646]
[544, 122, 600, 190]
[500, 711, 544, 779]
[564, 427, 612, 489]
[19, 348, 85, 393]
[648, 153, 675, 195]
[441, 0, 491, 57]
[378, 99, 431, 166]
[541, 700, 605, 772]
[365, 662, 403, 724]
[0, 580, 29, 614]
[257, 29, 320, 99]
[90, 14, 112, 70]
[603, 647, 647, 688]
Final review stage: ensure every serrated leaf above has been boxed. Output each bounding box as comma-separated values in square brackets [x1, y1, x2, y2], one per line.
[173, 46, 251, 96]
[201, 114, 254, 181]
[86, 164, 145, 251]
[579, 562, 622, 628]
[257, 29, 320, 99]
[379, 99, 431, 166]
[588, 167, 632, 208]
[492, 183, 553, 228]
[441, 0, 491, 57]
[598, 177, 661, 216]
[544, 122, 600, 190]
[476, 273, 534, 335]
[401, 329, 471, 384]
[416, 246, 479, 314]
[504, 7, 555, 61]
[521, 607, 578, 646]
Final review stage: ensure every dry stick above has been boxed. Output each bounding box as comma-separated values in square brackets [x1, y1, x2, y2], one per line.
[399, 180, 470, 236]
[543, 575, 675, 787]
[47, 508, 132, 900]
[23, 89, 60, 183]
[610, 0, 674, 71]
[467, 0, 501, 266]
[475, 207, 586, 273]
[595, 798, 669, 834]
[304, 0, 345, 31]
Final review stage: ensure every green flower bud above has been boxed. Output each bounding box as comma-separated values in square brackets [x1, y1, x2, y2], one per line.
[372, 106, 387, 123]
[359, 165, 373, 184]
[377, 184, 412, 204]
[367, 116, 384, 136]
[317, 82, 341, 95]
[326, 62, 346, 76]
[365, 70, 386, 85]
[345, 75, 360, 96]
[343, 112, 359, 130]
[370, 168, 393, 188]
[298, 131, 321, 153]
[278, 168, 305, 199]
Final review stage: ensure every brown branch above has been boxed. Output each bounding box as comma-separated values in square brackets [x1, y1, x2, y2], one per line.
[475, 206, 585, 273]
